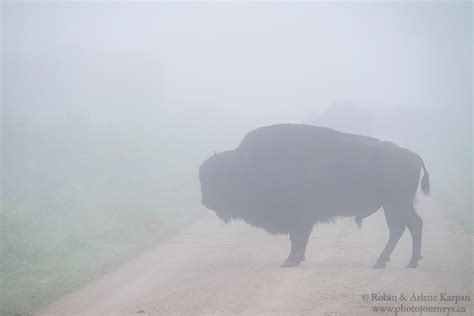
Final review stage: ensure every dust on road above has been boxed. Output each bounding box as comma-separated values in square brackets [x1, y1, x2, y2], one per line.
[39, 197, 473, 315]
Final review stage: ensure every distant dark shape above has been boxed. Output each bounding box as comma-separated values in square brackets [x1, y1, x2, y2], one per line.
[304, 101, 374, 136]
[199, 124, 429, 268]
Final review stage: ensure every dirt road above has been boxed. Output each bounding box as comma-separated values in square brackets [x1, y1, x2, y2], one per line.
[39, 197, 472, 315]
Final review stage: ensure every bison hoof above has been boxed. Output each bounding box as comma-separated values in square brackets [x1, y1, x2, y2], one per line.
[280, 260, 301, 268]
[406, 262, 418, 268]
[372, 261, 386, 269]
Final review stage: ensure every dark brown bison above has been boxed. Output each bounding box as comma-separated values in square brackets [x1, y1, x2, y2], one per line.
[199, 124, 429, 268]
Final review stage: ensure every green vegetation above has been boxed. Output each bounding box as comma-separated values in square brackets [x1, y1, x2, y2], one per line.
[0, 114, 231, 315]
[1, 105, 470, 315]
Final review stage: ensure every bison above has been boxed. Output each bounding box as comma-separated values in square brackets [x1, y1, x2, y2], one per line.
[199, 124, 429, 268]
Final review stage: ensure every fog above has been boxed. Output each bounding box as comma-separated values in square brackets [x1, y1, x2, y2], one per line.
[1, 2, 472, 315]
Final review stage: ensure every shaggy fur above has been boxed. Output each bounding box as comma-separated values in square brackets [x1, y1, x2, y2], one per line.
[199, 124, 429, 268]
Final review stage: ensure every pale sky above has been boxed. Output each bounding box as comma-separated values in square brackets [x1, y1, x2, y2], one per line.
[2, 1, 472, 126]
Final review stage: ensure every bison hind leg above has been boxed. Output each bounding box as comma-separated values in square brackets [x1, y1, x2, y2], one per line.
[373, 203, 407, 268]
[405, 207, 423, 268]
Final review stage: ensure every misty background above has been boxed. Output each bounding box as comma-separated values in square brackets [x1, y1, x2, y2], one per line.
[1, 2, 472, 314]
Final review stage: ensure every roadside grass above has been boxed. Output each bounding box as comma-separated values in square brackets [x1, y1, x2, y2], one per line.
[0, 117, 220, 315]
[0, 197, 205, 315]
[1, 113, 470, 315]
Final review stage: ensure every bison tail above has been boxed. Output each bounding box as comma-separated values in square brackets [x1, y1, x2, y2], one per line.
[420, 158, 430, 196]
[355, 216, 363, 229]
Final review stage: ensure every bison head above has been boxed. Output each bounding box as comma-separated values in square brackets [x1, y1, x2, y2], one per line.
[199, 150, 247, 223]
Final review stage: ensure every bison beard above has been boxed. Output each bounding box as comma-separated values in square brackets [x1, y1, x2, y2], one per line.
[199, 124, 429, 268]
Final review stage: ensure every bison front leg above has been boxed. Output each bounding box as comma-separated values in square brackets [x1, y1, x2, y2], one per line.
[281, 225, 313, 268]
